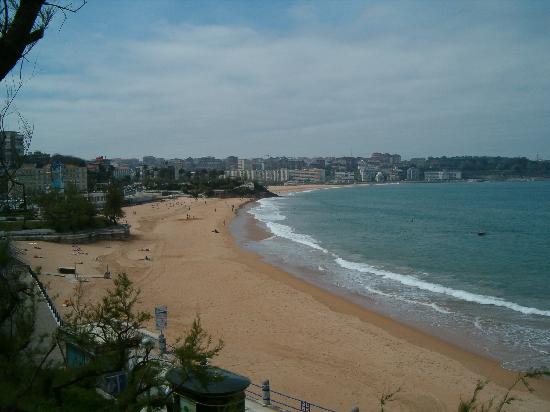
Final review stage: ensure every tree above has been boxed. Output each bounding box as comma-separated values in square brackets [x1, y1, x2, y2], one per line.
[38, 186, 96, 232]
[103, 184, 125, 224]
[1, 1, 86, 206]
[56, 273, 225, 410]
[0, 1, 87, 83]
[172, 316, 224, 387]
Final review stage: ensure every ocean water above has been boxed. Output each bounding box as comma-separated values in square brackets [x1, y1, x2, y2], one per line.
[238, 181, 550, 370]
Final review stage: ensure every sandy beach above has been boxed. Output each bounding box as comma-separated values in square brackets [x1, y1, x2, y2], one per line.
[17, 191, 550, 411]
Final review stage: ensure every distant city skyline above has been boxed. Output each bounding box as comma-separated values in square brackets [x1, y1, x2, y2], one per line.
[5, 1, 550, 160]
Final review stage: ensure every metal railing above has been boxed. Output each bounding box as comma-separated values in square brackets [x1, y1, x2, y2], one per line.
[246, 380, 337, 412]
[25, 264, 64, 327]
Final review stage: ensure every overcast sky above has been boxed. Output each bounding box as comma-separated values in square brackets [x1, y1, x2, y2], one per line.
[6, 0, 550, 160]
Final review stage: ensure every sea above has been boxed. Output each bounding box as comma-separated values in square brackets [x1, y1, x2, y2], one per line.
[232, 181, 550, 371]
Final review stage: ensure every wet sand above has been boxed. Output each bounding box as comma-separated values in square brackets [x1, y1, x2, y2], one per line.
[17, 193, 550, 411]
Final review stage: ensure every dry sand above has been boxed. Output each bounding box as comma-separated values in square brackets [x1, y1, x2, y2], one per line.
[18, 193, 550, 411]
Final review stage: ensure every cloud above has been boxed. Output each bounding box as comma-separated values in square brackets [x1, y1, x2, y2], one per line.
[9, 2, 550, 159]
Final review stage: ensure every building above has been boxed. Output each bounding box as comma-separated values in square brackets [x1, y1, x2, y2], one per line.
[61, 164, 88, 191]
[410, 157, 426, 168]
[237, 158, 252, 171]
[424, 170, 462, 182]
[224, 168, 289, 184]
[388, 168, 404, 182]
[113, 166, 133, 179]
[196, 157, 223, 171]
[289, 168, 325, 183]
[86, 191, 107, 209]
[166, 159, 185, 179]
[142, 156, 163, 167]
[13, 163, 87, 195]
[406, 167, 419, 181]
[223, 156, 238, 170]
[333, 171, 355, 184]
[0, 131, 25, 169]
[13, 164, 50, 194]
[358, 163, 378, 182]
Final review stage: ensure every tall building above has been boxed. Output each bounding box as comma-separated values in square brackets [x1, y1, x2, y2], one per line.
[224, 156, 238, 170]
[0, 131, 24, 169]
[237, 158, 252, 171]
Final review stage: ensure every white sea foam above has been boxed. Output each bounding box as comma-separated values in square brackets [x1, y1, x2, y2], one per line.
[248, 198, 286, 221]
[335, 258, 550, 317]
[264, 221, 328, 253]
[364, 286, 452, 314]
[250, 198, 328, 253]
[473, 317, 483, 331]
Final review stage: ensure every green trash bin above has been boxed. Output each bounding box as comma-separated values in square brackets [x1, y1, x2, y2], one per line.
[167, 366, 251, 412]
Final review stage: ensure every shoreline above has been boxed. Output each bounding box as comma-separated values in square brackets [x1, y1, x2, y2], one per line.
[230, 212, 509, 375]
[18, 194, 550, 410]
[237, 186, 550, 392]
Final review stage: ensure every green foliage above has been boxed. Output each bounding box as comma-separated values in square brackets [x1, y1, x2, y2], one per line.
[0, 238, 13, 268]
[38, 187, 97, 232]
[50, 154, 87, 168]
[174, 316, 224, 369]
[413, 156, 550, 179]
[0, 219, 48, 231]
[172, 316, 225, 390]
[457, 370, 550, 412]
[57, 273, 162, 409]
[87, 164, 114, 192]
[141, 168, 272, 198]
[0, 240, 65, 411]
[103, 185, 125, 224]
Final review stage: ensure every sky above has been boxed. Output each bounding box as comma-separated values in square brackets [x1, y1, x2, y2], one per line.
[5, 0, 550, 160]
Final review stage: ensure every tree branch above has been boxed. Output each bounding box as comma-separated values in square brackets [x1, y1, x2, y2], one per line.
[43, 0, 86, 13]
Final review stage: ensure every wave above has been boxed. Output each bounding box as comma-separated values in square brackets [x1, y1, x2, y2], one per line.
[264, 221, 328, 253]
[249, 199, 328, 253]
[249, 198, 550, 318]
[363, 286, 452, 314]
[248, 198, 286, 221]
[335, 258, 550, 317]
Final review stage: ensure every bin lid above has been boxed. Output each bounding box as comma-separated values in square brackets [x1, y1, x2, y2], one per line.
[167, 366, 250, 396]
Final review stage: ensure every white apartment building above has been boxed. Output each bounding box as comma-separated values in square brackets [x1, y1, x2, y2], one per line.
[333, 171, 355, 184]
[224, 168, 289, 183]
[424, 170, 462, 182]
[113, 166, 133, 179]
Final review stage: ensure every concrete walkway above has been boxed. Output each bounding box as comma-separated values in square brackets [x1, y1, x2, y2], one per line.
[245, 399, 279, 412]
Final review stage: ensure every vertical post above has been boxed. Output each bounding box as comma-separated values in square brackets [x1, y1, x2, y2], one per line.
[262, 379, 271, 406]
[351, 407, 359, 412]
[158, 331, 166, 354]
